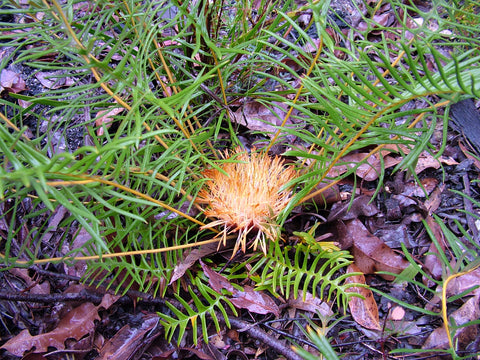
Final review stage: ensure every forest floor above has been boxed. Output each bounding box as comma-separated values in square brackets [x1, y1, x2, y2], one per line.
[1, 0, 480, 359]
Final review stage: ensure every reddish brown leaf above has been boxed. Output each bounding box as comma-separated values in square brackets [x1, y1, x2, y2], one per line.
[327, 195, 379, 222]
[401, 178, 438, 198]
[35, 71, 75, 89]
[423, 215, 447, 282]
[9, 268, 50, 295]
[345, 264, 381, 330]
[287, 291, 333, 317]
[230, 100, 298, 141]
[2, 303, 99, 356]
[423, 295, 480, 350]
[446, 267, 480, 299]
[98, 314, 160, 360]
[230, 285, 280, 316]
[327, 153, 400, 181]
[345, 219, 410, 280]
[1, 294, 118, 356]
[424, 184, 445, 213]
[201, 261, 279, 316]
[95, 107, 124, 136]
[170, 242, 219, 284]
[0, 69, 26, 93]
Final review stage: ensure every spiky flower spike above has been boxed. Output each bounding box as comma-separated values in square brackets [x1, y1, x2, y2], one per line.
[197, 148, 297, 255]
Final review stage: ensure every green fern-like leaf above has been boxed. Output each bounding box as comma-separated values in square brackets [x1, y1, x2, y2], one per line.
[249, 239, 358, 311]
[159, 276, 237, 345]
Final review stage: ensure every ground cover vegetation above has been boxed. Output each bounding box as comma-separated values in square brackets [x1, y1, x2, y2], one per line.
[1, 0, 480, 358]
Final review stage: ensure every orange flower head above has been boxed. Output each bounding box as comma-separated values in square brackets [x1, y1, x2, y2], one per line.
[197, 148, 297, 255]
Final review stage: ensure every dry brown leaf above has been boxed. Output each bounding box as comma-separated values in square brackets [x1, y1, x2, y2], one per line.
[230, 100, 298, 140]
[327, 195, 379, 222]
[9, 268, 50, 295]
[423, 216, 446, 282]
[35, 71, 75, 89]
[459, 142, 480, 171]
[287, 290, 333, 317]
[415, 153, 458, 174]
[446, 267, 480, 299]
[0, 69, 26, 93]
[424, 184, 445, 214]
[95, 107, 124, 136]
[345, 219, 410, 280]
[201, 260, 279, 316]
[230, 285, 280, 316]
[98, 314, 160, 360]
[1, 294, 117, 356]
[326, 153, 400, 181]
[170, 242, 219, 284]
[401, 178, 438, 198]
[345, 264, 381, 330]
[423, 295, 480, 350]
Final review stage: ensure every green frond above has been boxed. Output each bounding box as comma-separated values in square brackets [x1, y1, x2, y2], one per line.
[249, 240, 357, 311]
[159, 276, 237, 345]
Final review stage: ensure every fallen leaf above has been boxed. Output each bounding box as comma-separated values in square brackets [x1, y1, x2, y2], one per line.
[423, 216, 446, 282]
[424, 184, 445, 214]
[230, 100, 298, 141]
[327, 153, 401, 181]
[9, 268, 50, 295]
[327, 195, 379, 222]
[230, 285, 280, 316]
[423, 295, 480, 350]
[345, 219, 410, 280]
[459, 142, 480, 171]
[201, 260, 279, 316]
[345, 264, 381, 330]
[445, 267, 480, 299]
[35, 71, 75, 89]
[98, 314, 160, 360]
[1, 294, 118, 356]
[287, 291, 333, 317]
[0, 69, 26, 93]
[401, 178, 438, 198]
[170, 242, 219, 284]
[95, 107, 124, 136]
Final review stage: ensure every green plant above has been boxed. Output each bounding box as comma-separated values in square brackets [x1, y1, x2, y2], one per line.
[1, 0, 480, 349]
[293, 314, 342, 360]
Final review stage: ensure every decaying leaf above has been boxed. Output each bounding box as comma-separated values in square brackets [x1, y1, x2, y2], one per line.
[35, 71, 75, 89]
[230, 100, 299, 141]
[1, 294, 118, 357]
[98, 314, 161, 360]
[345, 264, 381, 331]
[423, 295, 480, 350]
[423, 215, 447, 282]
[201, 260, 280, 316]
[287, 290, 333, 317]
[325, 145, 457, 182]
[9, 268, 50, 295]
[95, 107, 124, 136]
[327, 195, 379, 222]
[345, 219, 410, 280]
[0, 69, 26, 94]
[170, 242, 220, 284]
[445, 267, 480, 299]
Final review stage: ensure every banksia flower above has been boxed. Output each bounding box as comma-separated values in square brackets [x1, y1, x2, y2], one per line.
[197, 148, 297, 255]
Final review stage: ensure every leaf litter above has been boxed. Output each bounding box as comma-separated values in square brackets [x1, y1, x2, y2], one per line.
[1, 0, 480, 359]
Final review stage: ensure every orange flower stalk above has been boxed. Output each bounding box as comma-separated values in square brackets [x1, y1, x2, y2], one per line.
[197, 148, 297, 255]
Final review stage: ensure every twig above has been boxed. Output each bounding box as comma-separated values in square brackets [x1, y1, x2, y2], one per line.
[0, 289, 109, 304]
[227, 317, 303, 360]
[462, 173, 479, 239]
